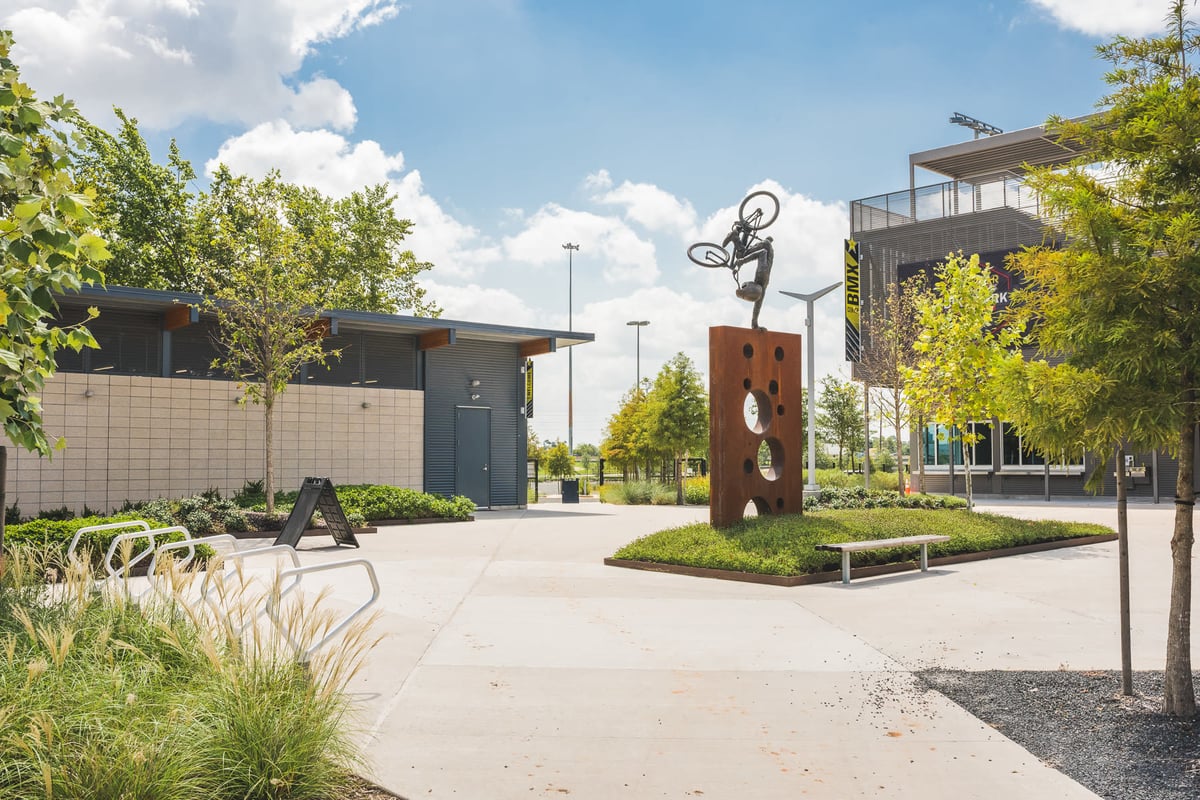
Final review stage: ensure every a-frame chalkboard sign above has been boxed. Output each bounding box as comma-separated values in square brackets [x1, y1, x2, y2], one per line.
[274, 477, 360, 549]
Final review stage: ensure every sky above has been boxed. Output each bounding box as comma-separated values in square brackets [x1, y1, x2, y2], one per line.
[2, 0, 1178, 448]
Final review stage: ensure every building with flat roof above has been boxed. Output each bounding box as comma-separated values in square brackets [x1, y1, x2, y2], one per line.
[9, 285, 591, 514]
[850, 119, 1184, 500]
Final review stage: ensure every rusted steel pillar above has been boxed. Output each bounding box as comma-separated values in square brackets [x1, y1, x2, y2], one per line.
[709, 326, 805, 528]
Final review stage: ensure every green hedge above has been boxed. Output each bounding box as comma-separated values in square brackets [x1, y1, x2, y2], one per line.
[612, 508, 1113, 577]
[274, 484, 475, 521]
[4, 514, 197, 567]
[804, 487, 967, 511]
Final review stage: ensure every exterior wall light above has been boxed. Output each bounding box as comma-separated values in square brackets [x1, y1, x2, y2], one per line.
[468, 379, 481, 387]
[83, 389, 95, 398]
[361, 401, 371, 409]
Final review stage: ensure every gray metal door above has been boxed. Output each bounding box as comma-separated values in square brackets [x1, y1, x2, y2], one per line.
[455, 406, 491, 507]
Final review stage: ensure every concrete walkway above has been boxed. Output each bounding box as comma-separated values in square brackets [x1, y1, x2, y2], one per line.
[293, 499, 1197, 799]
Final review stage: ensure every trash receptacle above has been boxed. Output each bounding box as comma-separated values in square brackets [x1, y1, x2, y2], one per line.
[561, 478, 579, 503]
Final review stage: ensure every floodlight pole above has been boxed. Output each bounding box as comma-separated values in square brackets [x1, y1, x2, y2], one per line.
[781, 283, 842, 496]
[563, 242, 579, 456]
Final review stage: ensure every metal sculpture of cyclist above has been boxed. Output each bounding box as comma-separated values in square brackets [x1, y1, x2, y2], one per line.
[688, 191, 780, 330]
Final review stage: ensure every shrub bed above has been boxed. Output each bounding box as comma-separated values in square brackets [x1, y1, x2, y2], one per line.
[3, 514, 196, 567]
[0, 547, 373, 800]
[272, 484, 474, 521]
[804, 487, 967, 511]
[599, 481, 677, 505]
[611, 508, 1113, 577]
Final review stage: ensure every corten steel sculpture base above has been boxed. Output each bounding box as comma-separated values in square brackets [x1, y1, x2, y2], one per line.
[709, 326, 804, 528]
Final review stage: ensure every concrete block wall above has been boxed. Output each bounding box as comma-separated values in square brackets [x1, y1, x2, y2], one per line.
[8, 373, 423, 515]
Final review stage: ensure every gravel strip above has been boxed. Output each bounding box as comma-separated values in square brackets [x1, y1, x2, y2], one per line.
[919, 670, 1199, 800]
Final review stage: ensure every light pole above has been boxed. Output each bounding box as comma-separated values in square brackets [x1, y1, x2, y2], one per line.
[563, 242, 579, 455]
[626, 320, 650, 390]
[780, 283, 842, 496]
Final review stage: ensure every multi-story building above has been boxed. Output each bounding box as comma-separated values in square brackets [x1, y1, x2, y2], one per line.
[850, 119, 1179, 500]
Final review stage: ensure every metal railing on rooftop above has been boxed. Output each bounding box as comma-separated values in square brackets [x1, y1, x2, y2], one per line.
[851, 175, 1046, 233]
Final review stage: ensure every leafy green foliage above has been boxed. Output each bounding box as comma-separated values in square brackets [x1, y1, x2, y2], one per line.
[645, 352, 708, 503]
[683, 475, 710, 505]
[816, 375, 864, 470]
[803, 487, 967, 511]
[199, 168, 335, 513]
[598, 481, 677, 505]
[0, 546, 371, 800]
[0, 30, 107, 459]
[1000, 3, 1200, 716]
[73, 109, 201, 291]
[543, 441, 574, 479]
[3, 513, 187, 567]
[904, 252, 1020, 509]
[273, 483, 475, 521]
[128, 493, 249, 535]
[613, 509, 1111, 577]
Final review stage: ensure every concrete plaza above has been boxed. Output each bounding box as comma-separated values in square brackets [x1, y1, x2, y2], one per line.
[295, 498, 1196, 799]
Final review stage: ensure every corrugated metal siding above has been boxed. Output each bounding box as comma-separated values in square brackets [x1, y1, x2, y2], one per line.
[424, 339, 524, 505]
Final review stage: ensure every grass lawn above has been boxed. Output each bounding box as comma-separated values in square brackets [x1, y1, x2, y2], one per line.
[611, 508, 1114, 577]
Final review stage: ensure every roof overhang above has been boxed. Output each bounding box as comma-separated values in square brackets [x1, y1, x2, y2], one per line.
[910, 114, 1097, 183]
[62, 285, 594, 350]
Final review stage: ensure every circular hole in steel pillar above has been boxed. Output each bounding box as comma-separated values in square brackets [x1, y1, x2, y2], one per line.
[774, 346, 785, 361]
[769, 379, 779, 395]
[743, 390, 773, 434]
[743, 458, 754, 474]
[758, 437, 784, 481]
[743, 378, 752, 390]
[743, 343, 754, 359]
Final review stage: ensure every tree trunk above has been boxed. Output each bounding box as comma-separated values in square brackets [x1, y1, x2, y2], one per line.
[1165, 416, 1196, 717]
[894, 395, 905, 495]
[962, 429, 974, 511]
[265, 390, 276, 515]
[916, 415, 926, 494]
[676, 455, 684, 505]
[863, 382, 871, 490]
[1115, 445, 1133, 696]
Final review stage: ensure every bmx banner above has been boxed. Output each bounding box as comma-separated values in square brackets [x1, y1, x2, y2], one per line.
[525, 358, 534, 418]
[844, 238, 861, 362]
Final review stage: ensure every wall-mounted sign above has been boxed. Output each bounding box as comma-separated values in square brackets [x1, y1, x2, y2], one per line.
[845, 238, 861, 362]
[525, 358, 534, 418]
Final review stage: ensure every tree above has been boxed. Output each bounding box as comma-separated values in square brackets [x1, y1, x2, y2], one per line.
[527, 425, 543, 461]
[816, 375, 864, 470]
[199, 168, 335, 514]
[0, 30, 107, 550]
[575, 442, 599, 473]
[858, 274, 927, 492]
[998, 0, 1200, 716]
[903, 252, 1019, 510]
[644, 353, 708, 504]
[75, 115, 439, 316]
[601, 386, 654, 479]
[544, 441, 574, 480]
[282, 182, 440, 316]
[73, 109, 201, 292]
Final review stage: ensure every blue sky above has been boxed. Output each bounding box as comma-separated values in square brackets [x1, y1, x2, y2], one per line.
[3, 0, 1172, 447]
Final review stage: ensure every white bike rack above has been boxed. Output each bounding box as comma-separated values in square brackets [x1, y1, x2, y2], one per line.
[67, 520, 151, 562]
[265, 558, 381, 664]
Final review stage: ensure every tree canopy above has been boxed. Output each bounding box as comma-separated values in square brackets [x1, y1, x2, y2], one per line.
[74, 113, 439, 316]
[816, 375, 863, 471]
[1002, 0, 1200, 716]
[903, 252, 1019, 509]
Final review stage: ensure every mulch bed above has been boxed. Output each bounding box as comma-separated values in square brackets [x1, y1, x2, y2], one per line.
[920, 669, 1200, 800]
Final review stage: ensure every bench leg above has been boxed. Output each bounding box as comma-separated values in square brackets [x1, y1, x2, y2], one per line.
[920, 543, 929, 572]
[841, 551, 851, 584]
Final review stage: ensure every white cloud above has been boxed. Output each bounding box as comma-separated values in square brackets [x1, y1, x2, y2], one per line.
[502, 204, 660, 286]
[588, 171, 699, 241]
[4, 0, 398, 129]
[1027, 0, 1183, 37]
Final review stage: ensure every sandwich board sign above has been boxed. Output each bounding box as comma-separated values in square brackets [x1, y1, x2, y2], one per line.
[274, 477, 360, 548]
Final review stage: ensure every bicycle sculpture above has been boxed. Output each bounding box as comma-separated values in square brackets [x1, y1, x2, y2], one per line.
[688, 190, 780, 330]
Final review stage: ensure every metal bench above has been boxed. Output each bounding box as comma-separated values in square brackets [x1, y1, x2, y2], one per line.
[816, 534, 951, 584]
